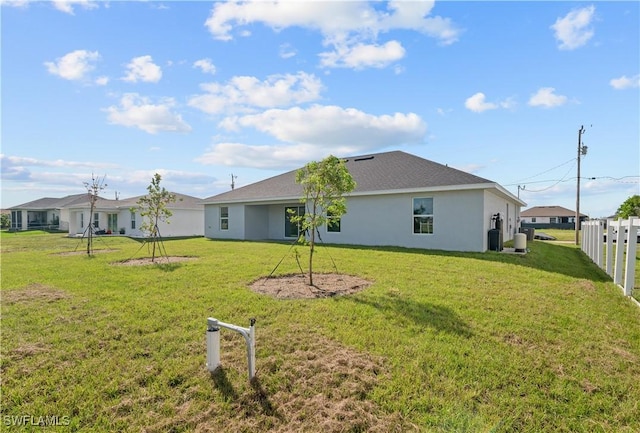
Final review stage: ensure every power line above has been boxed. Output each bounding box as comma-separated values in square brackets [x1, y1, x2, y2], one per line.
[506, 175, 639, 188]
[591, 175, 640, 183]
[511, 157, 575, 184]
[519, 162, 576, 193]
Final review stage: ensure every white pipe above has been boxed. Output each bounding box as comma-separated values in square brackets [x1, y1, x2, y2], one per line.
[206, 326, 220, 372]
[206, 317, 256, 381]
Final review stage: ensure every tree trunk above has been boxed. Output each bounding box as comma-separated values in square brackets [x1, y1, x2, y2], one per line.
[151, 215, 158, 262]
[309, 225, 315, 286]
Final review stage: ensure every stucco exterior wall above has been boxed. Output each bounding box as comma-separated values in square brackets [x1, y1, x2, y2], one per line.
[69, 208, 203, 237]
[245, 205, 269, 240]
[205, 204, 245, 239]
[317, 191, 486, 252]
[141, 209, 203, 237]
[482, 190, 519, 250]
[204, 190, 508, 252]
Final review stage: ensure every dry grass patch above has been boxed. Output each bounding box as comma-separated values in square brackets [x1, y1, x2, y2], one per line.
[6, 342, 50, 360]
[140, 328, 414, 433]
[250, 273, 373, 299]
[202, 330, 411, 432]
[2, 283, 70, 305]
[112, 256, 197, 266]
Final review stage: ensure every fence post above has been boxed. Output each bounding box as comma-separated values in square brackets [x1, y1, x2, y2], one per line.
[614, 220, 625, 286]
[623, 218, 638, 296]
[606, 218, 614, 277]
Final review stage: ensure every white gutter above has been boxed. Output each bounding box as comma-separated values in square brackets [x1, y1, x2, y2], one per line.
[204, 182, 526, 207]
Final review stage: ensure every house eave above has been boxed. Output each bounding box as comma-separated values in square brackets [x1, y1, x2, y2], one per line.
[204, 183, 527, 207]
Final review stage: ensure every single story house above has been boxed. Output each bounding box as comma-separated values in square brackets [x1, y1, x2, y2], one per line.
[8, 193, 88, 231]
[10, 193, 204, 238]
[203, 151, 526, 252]
[520, 205, 587, 230]
[66, 193, 204, 238]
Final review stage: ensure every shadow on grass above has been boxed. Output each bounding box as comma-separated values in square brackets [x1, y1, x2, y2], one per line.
[210, 368, 238, 401]
[249, 377, 282, 420]
[348, 295, 473, 337]
[333, 241, 612, 282]
[154, 262, 183, 272]
[210, 369, 283, 420]
[204, 238, 613, 282]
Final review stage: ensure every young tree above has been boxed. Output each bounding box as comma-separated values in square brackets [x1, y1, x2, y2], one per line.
[83, 174, 107, 256]
[616, 195, 640, 219]
[134, 173, 176, 262]
[290, 155, 356, 286]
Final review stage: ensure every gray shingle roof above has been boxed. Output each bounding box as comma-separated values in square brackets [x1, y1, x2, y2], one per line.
[10, 193, 203, 211]
[9, 193, 91, 210]
[204, 150, 495, 204]
[521, 206, 586, 218]
[120, 193, 204, 209]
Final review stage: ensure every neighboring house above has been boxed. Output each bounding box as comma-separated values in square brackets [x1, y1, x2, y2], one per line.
[8, 193, 88, 231]
[10, 193, 204, 237]
[203, 151, 526, 253]
[66, 193, 204, 238]
[520, 205, 588, 230]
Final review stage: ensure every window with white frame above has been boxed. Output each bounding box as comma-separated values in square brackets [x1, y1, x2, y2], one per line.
[11, 210, 22, 230]
[413, 197, 433, 234]
[80, 212, 84, 228]
[220, 206, 229, 230]
[93, 213, 99, 228]
[130, 211, 136, 229]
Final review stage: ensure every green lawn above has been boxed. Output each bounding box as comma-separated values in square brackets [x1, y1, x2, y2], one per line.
[533, 228, 640, 299]
[1, 232, 639, 432]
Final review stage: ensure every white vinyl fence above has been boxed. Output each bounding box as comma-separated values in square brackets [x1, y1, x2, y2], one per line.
[581, 217, 639, 297]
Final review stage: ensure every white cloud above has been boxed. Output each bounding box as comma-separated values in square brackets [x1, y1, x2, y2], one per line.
[464, 93, 516, 113]
[279, 43, 297, 59]
[1, 154, 117, 169]
[188, 72, 323, 114]
[204, 0, 460, 70]
[220, 105, 426, 150]
[95, 76, 109, 86]
[104, 93, 192, 134]
[193, 58, 217, 75]
[197, 104, 427, 169]
[465, 93, 497, 113]
[122, 55, 162, 83]
[44, 50, 100, 81]
[528, 87, 568, 108]
[52, 0, 98, 15]
[119, 169, 216, 187]
[319, 40, 405, 69]
[610, 74, 640, 90]
[551, 5, 595, 50]
[0, 0, 30, 9]
[196, 142, 327, 169]
[1, 153, 118, 181]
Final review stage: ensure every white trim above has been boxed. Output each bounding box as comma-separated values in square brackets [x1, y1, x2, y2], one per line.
[204, 183, 526, 207]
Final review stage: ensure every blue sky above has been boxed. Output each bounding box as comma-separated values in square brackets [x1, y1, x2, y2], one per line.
[2, 0, 638, 217]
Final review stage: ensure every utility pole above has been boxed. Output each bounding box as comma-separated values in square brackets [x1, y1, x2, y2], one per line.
[575, 125, 587, 245]
[230, 173, 237, 190]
